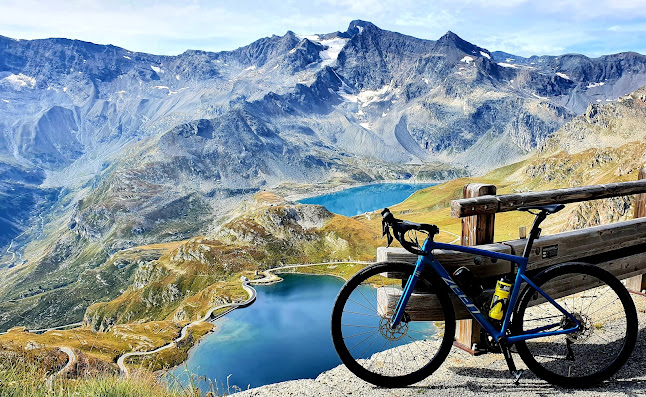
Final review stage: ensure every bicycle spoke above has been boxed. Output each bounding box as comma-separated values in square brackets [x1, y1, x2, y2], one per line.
[357, 287, 378, 312]
[343, 330, 381, 339]
[343, 310, 382, 318]
[586, 297, 620, 318]
[348, 331, 380, 353]
[357, 333, 381, 359]
[347, 297, 377, 314]
[342, 324, 379, 329]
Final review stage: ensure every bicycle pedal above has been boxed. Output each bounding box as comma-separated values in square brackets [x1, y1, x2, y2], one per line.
[511, 370, 524, 384]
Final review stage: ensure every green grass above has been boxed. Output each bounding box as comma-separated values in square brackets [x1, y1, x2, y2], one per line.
[0, 346, 238, 397]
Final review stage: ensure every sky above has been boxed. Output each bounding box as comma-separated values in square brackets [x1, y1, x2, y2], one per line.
[1, 0, 646, 57]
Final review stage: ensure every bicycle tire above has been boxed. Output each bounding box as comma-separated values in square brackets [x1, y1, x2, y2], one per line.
[513, 262, 638, 387]
[331, 261, 455, 387]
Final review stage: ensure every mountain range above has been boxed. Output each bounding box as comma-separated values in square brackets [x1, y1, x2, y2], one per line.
[2, 20, 646, 329]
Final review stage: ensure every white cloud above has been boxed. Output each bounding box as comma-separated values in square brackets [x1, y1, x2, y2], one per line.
[609, 23, 646, 33]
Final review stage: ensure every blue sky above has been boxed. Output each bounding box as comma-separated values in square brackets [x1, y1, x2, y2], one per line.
[1, 0, 646, 57]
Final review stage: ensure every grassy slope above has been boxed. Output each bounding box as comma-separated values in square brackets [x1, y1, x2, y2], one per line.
[0, 345, 194, 397]
[0, 321, 186, 364]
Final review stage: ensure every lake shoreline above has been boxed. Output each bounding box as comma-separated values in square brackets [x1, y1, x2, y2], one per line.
[283, 179, 448, 203]
[291, 181, 441, 217]
[161, 264, 371, 385]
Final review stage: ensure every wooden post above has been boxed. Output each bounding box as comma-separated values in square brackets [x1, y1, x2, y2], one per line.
[627, 168, 646, 294]
[455, 183, 496, 354]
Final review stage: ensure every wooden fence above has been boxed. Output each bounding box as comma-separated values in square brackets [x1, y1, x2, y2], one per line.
[378, 169, 646, 353]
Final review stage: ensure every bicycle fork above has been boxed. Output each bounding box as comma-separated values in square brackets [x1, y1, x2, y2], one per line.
[390, 267, 422, 328]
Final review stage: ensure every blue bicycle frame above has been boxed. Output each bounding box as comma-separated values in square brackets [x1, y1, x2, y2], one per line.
[391, 238, 581, 344]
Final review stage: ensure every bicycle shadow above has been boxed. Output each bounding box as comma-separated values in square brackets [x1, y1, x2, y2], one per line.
[429, 325, 646, 394]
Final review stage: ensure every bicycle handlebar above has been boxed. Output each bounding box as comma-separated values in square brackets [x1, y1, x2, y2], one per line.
[381, 208, 439, 256]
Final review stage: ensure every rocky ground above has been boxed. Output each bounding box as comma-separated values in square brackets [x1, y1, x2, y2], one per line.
[234, 293, 646, 397]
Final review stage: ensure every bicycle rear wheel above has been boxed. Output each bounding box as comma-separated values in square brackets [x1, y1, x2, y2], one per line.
[331, 262, 455, 387]
[513, 262, 638, 387]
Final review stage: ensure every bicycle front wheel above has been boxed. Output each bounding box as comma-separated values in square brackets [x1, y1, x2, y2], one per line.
[513, 262, 638, 387]
[331, 262, 455, 387]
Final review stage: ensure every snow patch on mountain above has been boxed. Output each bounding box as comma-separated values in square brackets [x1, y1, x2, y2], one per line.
[556, 72, 571, 80]
[2, 73, 36, 89]
[498, 62, 517, 68]
[587, 82, 605, 88]
[340, 84, 392, 108]
[319, 37, 349, 67]
[296, 34, 348, 67]
[461, 56, 474, 64]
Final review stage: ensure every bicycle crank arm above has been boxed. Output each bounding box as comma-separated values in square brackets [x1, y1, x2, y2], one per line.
[500, 342, 524, 384]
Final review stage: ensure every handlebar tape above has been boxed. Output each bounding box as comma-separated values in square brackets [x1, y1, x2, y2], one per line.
[381, 208, 439, 255]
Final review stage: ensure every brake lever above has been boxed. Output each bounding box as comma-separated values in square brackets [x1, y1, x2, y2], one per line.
[382, 219, 393, 247]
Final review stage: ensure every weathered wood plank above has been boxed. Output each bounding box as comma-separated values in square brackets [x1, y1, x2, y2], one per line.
[377, 244, 513, 277]
[502, 217, 646, 271]
[451, 179, 646, 218]
[451, 196, 498, 218]
[626, 168, 646, 292]
[634, 168, 646, 218]
[457, 184, 496, 350]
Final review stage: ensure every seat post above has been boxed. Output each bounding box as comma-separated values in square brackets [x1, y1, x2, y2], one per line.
[522, 210, 548, 258]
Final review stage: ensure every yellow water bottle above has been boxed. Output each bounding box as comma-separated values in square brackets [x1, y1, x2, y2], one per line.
[489, 278, 512, 320]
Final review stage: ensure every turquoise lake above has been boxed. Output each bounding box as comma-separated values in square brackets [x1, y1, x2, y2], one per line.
[168, 274, 345, 391]
[298, 182, 437, 217]
[169, 273, 433, 391]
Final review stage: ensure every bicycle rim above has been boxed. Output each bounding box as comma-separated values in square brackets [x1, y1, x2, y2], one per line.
[331, 262, 455, 387]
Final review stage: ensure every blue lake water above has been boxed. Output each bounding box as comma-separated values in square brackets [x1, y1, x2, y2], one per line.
[298, 183, 437, 217]
[168, 274, 346, 391]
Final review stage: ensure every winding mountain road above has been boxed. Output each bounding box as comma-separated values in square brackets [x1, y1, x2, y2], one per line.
[117, 277, 257, 377]
[116, 261, 371, 377]
[56, 346, 77, 376]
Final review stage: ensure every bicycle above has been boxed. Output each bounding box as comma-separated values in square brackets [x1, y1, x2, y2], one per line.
[331, 205, 638, 388]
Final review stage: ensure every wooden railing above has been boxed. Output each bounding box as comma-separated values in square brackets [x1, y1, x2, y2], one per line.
[379, 169, 646, 353]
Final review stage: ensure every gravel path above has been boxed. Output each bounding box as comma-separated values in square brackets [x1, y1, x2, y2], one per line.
[56, 346, 77, 376]
[234, 293, 646, 397]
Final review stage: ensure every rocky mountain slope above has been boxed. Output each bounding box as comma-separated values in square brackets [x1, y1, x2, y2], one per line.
[61, 84, 646, 333]
[2, 21, 646, 330]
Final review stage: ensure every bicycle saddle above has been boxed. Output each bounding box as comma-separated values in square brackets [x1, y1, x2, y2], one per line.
[517, 204, 565, 214]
